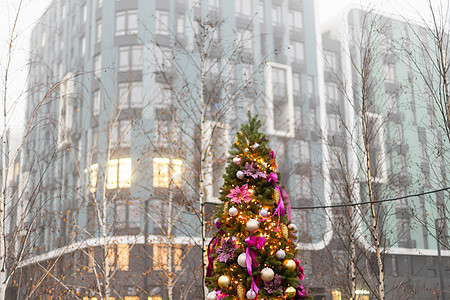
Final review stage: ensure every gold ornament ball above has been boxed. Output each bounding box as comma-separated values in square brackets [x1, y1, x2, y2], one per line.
[283, 259, 296, 271]
[285, 286, 297, 298]
[218, 275, 231, 288]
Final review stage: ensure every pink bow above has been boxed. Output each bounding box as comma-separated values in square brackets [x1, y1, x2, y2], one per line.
[244, 236, 266, 294]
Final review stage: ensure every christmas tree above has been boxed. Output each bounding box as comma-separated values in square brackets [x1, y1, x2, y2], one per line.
[206, 114, 307, 300]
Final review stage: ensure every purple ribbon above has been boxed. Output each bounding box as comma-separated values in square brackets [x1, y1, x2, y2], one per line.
[216, 290, 229, 299]
[244, 236, 266, 294]
[206, 236, 220, 277]
[265, 172, 292, 225]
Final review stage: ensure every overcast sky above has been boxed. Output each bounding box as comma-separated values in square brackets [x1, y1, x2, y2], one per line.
[0, 0, 445, 135]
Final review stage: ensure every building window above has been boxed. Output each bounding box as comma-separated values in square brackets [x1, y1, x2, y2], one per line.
[325, 82, 339, 105]
[80, 36, 86, 56]
[83, 5, 87, 22]
[90, 163, 99, 193]
[177, 14, 185, 36]
[154, 46, 173, 70]
[328, 113, 340, 134]
[88, 247, 95, 273]
[324, 51, 338, 71]
[258, 1, 264, 23]
[265, 62, 294, 137]
[96, 19, 102, 42]
[289, 10, 303, 30]
[331, 290, 341, 300]
[236, 29, 253, 52]
[307, 76, 314, 98]
[153, 244, 183, 271]
[117, 244, 129, 271]
[293, 140, 309, 163]
[118, 82, 143, 108]
[235, 0, 251, 17]
[116, 10, 138, 36]
[385, 93, 398, 114]
[293, 73, 301, 96]
[153, 158, 182, 188]
[384, 63, 395, 83]
[290, 41, 304, 62]
[366, 113, 387, 182]
[242, 63, 253, 83]
[209, 0, 220, 9]
[93, 90, 100, 115]
[272, 5, 282, 26]
[58, 73, 75, 148]
[110, 120, 132, 148]
[106, 158, 132, 189]
[155, 10, 170, 35]
[295, 175, 311, 198]
[94, 54, 102, 77]
[119, 45, 143, 72]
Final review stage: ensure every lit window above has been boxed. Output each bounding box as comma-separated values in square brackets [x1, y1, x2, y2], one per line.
[90, 163, 98, 193]
[331, 289, 341, 300]
[117, 244, 129, 271]
[153, 158, 182, 188]
[152, 244, 183, 271]
[98, 0, 102, 7]
[116, 10, 138, 36]
[155, 10, 169, 35]
[125, 297, 138, 300]
[148, 297, 162, 300]
[88, 247, 95, 273]
[107, 245, 115, 269]
[106, 158, 132, 189]
[289, 10, 303, 30]
[118, 82, 143, 109]
[119, 45, 143, 72]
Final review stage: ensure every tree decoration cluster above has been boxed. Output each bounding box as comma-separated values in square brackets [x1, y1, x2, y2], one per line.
[206, 114, 307, 300]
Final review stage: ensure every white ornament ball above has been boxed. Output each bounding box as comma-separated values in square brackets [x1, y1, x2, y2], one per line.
[259, 208, 268, 218]
[252, 143, 259, 149]
[261, 267, 275, 281]
[237, 253, 247, 267]
[229, 206, 238, 216]
[206, 291, 217, 300]
[246, 290, 256, 299]
[231, 236, 239, 241]
[276, 249, 286, 259]
[246, 219, 259, 232]
[236, 170, 245, 179]
[288, 223, 297, 231]
[233, 156, 242, 165]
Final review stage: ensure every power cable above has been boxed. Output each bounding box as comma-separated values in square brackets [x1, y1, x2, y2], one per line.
[291, 186, 450, 210]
